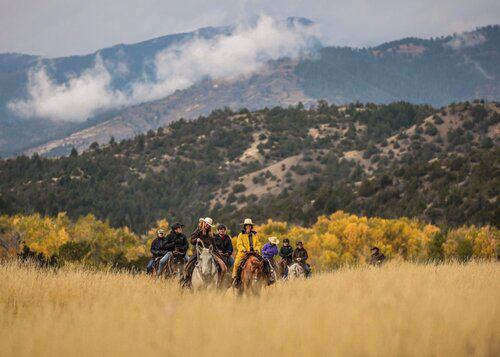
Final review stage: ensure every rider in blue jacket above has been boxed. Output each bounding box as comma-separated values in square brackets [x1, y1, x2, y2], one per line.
[261, 236, 279, 283]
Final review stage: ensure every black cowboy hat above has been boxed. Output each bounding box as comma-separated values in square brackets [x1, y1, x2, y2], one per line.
[171, 223, 184, 230]
[283, 238, 290, 243]
[371, 246, 380, 252]
[217, 224, 227, 230]
[296, 241, 303, 245]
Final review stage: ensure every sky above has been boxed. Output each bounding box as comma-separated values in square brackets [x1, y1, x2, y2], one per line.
[1, 0, 500, 57]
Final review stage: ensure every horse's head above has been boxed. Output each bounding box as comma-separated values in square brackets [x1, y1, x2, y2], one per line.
[249, 257, 264, 281]
[196, 246, 217, 277]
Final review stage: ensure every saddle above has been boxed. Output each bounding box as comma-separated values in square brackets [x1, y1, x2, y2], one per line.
[234, 252, 271, 287]
[171, 251, 186, 264]
[180, 250, 227, 288]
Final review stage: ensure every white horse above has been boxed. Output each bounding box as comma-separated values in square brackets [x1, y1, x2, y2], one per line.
[288, 262, 307, 279]
[191, 243, 220, 291]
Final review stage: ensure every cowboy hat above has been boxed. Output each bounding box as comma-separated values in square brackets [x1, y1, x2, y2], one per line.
[268, 236, 279, 245]
[157, 228, 166, 234]
[201, 217, 215, 227]
[241, 218, 254, 226]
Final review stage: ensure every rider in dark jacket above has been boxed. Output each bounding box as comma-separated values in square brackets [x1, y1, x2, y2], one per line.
[181, 217, 222, 287]
[156, 223, 188, 276]
[279, 238, 293, 277]
[214, 224, 234, 267]
[370, 247, 385, 266]
[279, 239, 293, 263]
[170, 228, 189, 254]
[190, 224, 215, 248]
[293, 241, 311, 277]
[147, 228, 170, 273]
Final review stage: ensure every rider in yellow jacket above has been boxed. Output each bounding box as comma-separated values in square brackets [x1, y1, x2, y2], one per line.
[232, 218, 262, 279]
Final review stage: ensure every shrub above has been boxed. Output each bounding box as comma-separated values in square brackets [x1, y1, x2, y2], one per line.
[232, 183, 247, 193]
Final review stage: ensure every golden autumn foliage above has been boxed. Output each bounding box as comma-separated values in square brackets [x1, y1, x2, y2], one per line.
[255, 211, 499, 269]
[0, 211, 498, 269]
[1, 213, 147, 267]
[443, 225, 499, 260]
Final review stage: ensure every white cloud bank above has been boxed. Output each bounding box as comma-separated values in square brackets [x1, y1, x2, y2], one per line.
[8, 16, 317, 122]
[444, 31, 486, 50]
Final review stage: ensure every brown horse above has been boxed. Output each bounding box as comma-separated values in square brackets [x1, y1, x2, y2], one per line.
[239, 254, 266, 296]
[278, 258, 292, 279]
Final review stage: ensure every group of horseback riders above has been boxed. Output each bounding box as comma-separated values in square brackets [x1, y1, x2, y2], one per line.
[146, 217, 311, 288]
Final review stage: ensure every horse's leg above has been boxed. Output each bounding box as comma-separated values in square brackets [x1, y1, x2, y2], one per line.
[192, 268, 202, 291]
[240, 270, 249, 296]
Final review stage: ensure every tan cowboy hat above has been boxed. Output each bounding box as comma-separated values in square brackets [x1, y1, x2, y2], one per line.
[241, 218, 254, 226]
[268, 236, 279, 245]
[201, 217, 215, 227]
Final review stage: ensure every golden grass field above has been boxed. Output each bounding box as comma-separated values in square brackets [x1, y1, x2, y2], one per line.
[1, 261, 499, 357]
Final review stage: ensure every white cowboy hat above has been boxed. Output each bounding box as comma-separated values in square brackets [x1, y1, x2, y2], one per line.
[201, 217, 215, 227]
[268, 236, 279, 245]
[241, 218, 254, 226]
[157, 228, 166, 234]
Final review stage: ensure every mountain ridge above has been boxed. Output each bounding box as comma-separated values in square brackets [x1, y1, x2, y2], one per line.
[1, 23, 499, 157]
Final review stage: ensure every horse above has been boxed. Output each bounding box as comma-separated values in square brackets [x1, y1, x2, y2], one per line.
[287, 262, 307, 279]
[191, 242, 220, 291]
[278, 258, 292, 279]
[238, 254, 266, 296]
[160, 251, 186, 279]
[266, 258, 278, 282]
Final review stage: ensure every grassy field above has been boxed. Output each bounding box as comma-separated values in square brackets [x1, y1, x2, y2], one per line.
[0, 261, 499, 357]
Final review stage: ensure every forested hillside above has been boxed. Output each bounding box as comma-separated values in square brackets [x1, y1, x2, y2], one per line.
[1, 100, 498, 232]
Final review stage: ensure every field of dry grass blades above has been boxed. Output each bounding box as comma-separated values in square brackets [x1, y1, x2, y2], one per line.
[1, 261, 499, 356]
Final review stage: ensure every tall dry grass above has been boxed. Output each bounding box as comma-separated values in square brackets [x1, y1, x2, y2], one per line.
[1, 261, 499, 356]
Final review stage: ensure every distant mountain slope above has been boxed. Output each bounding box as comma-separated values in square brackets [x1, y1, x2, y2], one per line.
[296, 25, 500, 104]
[1, 101, 497, 232]
[1, 24, 500, 157]
[0, 26, 232, 156]
[24, 60, 312, 156]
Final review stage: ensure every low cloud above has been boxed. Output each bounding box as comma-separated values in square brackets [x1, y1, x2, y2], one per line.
[9, 16, 317, 122]
[9, 57, 128, 121]
[444, 31, 486, 50]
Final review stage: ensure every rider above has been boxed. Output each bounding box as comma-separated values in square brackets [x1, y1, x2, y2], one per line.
[181, 217, 226, 286]
[156, 223, 188, 276]
[191, 217, 215, 247]
[146, 228, 169, 274]
[279, 238, 293, 276]
[293, 241, 311, 277]
[262, 236, 279, 282]
[232, 218, 263, 285]
[370, 246, 386, 266]
[214, 224, 234, 268]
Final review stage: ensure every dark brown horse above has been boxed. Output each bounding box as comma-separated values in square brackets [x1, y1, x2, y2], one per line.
[278, 257, 292, 279]
[239, 254, 266, 295]
[151, 252, 186, 279]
